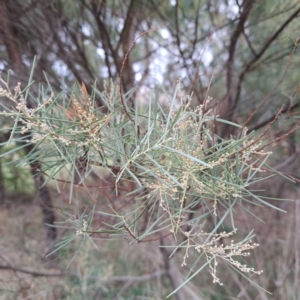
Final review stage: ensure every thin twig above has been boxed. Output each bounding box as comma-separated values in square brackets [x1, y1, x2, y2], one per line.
[0, 263, 166, 283]
[243, 37, 300, 128]
[119, 25, 167, 126]
[256, 121, 300, 152]
[0, 263, 66, 277]
[238, 105, 284, 153]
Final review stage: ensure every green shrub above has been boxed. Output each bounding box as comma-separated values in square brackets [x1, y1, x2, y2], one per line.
[0, 66, 289, 297]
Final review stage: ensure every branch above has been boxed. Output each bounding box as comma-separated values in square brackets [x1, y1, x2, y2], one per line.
[242, 28, 257, 57]
[238, 105, 284, 154]
[65, 25, 95, 82]
[232, 7, 300, 112]
[119, 26, 163, 126]
[248, 101, 299, 132]
[226, 0, 254, 107]
[0, 2, 22, 66]
[243, 37, 300, 128]
[256, 120, 300, 152]
[274, 151, 299, 172]
[0, 263, 166, 283]
[116, 0, 136, 53]
[160, 238, 185, 300]
[89, 1, 120, 73]
[0, 263, 66, 277]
